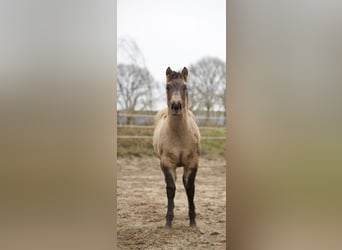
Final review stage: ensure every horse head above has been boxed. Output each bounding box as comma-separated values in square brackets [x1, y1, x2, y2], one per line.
[165, 67, 188, 116]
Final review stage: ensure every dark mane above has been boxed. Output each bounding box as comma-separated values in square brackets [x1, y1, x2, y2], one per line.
[169, 71, 183, 81]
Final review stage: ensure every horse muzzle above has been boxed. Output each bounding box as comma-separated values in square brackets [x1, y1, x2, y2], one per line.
[171, 102, 182, 115]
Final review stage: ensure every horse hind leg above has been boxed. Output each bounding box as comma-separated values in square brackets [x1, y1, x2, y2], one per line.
[161, 164, 176, 228]
[183, 166, 198, 227]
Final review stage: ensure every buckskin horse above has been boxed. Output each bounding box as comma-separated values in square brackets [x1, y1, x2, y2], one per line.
[153, 67, 201, 228]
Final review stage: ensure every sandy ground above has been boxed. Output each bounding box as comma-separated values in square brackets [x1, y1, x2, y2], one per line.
[117, 156, 226, 250]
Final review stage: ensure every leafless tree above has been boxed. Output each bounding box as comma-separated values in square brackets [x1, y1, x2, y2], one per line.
[188, 57, 226, 124]
[117, 37, 161, 123]
[117, 64, 155, 123]
[118, 36, 146, 68]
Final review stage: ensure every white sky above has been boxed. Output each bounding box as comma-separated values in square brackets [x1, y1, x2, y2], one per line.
[117, 0, 226, 83]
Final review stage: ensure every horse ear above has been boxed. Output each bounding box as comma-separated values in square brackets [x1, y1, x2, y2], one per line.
[181, 67, 188, 81]
[166, 67, 172, 80]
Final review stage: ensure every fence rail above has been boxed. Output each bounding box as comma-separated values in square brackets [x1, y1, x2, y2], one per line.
[117, 112, 226, 140]
[117, 135, 226, 140]
[118, 112, 226, 127]
[117, 113, 225, 120]
[118, 124, 225, 130]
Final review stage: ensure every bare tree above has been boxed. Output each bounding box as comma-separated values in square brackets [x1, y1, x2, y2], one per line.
[117, 64, 155, 124]
[118, 36, 146, 68]
[117, 37, 161, 123]
[188, 57, 226, 124]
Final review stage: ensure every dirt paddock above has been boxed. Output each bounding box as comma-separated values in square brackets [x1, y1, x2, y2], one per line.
[117, 156, 226, 249]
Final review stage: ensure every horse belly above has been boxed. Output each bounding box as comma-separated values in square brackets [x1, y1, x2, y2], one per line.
[161, 142, 198, 168]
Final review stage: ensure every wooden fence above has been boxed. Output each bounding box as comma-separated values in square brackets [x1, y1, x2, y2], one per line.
[117, 113, 226, 140]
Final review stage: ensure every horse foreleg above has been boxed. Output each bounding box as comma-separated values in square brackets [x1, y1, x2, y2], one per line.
[161, 165, 176, 228]
[183, 167, 198, 227]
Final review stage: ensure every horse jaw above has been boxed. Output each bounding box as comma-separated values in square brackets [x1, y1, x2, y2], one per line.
[170, 108, 183, 116]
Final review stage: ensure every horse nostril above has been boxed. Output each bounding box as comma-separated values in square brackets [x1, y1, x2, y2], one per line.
[171, 102, 182, 110]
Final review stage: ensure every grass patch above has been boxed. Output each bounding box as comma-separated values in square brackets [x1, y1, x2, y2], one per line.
[118, 138, 154, 157]
[200, 138, 226, 157]
[117, 126, 226, 157]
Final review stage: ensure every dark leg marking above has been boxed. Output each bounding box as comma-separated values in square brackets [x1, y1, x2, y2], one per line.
[162, 165, 176, 228]
[183, 167, 198, 227]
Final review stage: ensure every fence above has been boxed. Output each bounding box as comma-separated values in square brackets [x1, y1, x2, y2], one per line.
[117, 112, 226, 140]
[117, 112, 226, 126]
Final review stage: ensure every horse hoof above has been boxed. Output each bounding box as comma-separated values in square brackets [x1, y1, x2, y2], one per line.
[190, 222, 197, 228]
[165, 223, 172, 229]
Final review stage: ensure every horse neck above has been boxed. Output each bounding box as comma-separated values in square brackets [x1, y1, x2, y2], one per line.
[167, 110, 189, 134]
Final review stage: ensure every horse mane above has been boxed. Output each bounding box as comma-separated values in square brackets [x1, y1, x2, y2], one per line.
[154, 108, 168, 126]
[169, 72, 182, 79]
[167, 71, 186, 82]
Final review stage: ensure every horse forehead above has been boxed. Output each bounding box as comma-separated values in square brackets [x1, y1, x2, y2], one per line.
[168, 80, 185, 89]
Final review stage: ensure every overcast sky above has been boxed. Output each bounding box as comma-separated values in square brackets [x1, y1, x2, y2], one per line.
[117, 0, 226, 83]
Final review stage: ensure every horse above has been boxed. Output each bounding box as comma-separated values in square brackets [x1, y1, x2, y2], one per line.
[153, 66, 201, 228]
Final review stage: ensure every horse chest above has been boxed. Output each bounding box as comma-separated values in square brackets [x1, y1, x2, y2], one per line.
[161, 134, 196, 167]
[167, 132, 193, 149]
[155, 112, 200, 168]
